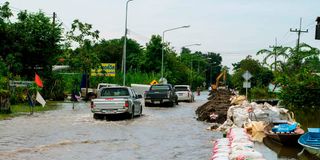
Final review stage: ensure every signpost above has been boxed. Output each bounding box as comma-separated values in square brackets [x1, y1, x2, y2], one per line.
[242, 70, 252, 99]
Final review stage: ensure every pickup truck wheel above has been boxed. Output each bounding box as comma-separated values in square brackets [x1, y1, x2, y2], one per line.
[130, 106, 135, 119]
[93, 113, 101, 119]
[139, 105, 142, 116]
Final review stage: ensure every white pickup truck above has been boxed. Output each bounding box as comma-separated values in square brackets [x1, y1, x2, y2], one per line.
[90, 86, 143, 119]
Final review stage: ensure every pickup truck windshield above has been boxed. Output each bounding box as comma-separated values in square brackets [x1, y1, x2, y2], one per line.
[100, 88, 130, 96]
[151, 85, 170, 91]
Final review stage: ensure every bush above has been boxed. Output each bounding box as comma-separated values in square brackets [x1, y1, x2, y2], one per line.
[250, 87, 274, 100]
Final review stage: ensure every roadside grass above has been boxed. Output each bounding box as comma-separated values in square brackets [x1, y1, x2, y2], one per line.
[0, 101, 59, 120]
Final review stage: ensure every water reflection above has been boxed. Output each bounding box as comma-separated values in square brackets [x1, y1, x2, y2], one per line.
[263, 137, 302, 159]
[293, 107, 320, 131]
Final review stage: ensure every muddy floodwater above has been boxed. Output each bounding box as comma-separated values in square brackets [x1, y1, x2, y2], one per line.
[0, 93, 220, 160]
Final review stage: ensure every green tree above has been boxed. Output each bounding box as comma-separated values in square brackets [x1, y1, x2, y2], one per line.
[257, 46, 289, 71]
[93, 38, 143, 72]
[0, 2, 65, 100]
[276, 43, 320, 108]
[232, 56, 274, 94]
[206, 52, 222, 86]
[66, 19, 100, 94]
[142, 35, 163, 73]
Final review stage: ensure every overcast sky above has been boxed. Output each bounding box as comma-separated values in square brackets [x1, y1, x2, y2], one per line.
[3, 0, 320, 69]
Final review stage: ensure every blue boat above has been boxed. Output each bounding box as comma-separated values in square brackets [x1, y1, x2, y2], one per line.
[298, 128, 320, 158]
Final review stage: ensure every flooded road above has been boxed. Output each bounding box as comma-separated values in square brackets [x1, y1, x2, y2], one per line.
[0, 92, 219, 160]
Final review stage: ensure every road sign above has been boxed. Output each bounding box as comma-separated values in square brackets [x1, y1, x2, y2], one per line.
[242, 70, 252, 80]
[150, 80, 159, 85]
[243, 82, 251, 88]
[9, 81, 33, 87]
[91, 63, 116, 77]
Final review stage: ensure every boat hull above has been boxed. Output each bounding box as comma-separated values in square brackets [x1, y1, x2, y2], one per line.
[264, 123, 303, 145]
[298, 132, 320, 158]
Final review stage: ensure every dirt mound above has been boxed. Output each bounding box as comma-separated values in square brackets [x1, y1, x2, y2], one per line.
[196, 89, 233, 123]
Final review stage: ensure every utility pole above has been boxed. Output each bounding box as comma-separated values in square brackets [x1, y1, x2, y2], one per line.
[122, 0, 133, 86]
[52, 12, 56, 25]
[290, 18, 308, 51]
[269, 38, 279, 72]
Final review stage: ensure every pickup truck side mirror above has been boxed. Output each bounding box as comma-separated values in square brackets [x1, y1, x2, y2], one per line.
[137, 95, 143, 99]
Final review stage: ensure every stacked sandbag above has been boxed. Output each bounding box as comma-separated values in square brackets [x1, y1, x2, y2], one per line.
[211, 127, 265, 160]
[227, 128, 265, 160]
[217, 101, 291, 132]
[211, 138, 230, 160]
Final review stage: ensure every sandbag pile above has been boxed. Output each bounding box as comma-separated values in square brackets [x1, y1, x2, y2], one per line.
[211, 128, 265, 160]
[211, 138, 230, 160]
[217, 101, 291, 132]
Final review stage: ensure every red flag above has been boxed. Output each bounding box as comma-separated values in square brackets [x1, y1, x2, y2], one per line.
[35, 73, 43, 88]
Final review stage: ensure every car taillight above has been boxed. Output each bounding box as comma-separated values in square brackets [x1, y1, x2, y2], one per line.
[90, 101, 95, 109]
[124, 101, 129, 108]
[188, 92, 190, 97]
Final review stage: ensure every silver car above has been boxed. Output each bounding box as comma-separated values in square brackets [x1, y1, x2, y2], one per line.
[91, 86, 143, 119]
[174, 85, 195, 102]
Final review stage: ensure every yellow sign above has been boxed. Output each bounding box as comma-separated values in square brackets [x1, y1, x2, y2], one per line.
[91, 63, 116, 77]
[150, 80, 158, 85]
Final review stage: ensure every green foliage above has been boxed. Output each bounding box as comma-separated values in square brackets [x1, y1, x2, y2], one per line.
[250, 87, 273, 100]
[0, 102, 59, 120]
[257, 46, 289, 71]
[93, 38, 144, 71]
[0, 75, 8, 91]
[257, 43, 320, 108]
[1, 2, 230, 101]
[66, 19, 101, 74]
[278, 68, 320, 108]
[232, 56, 274, 94]
[90, 71, 160, 87]
[9, 87, 26, 105]
[43, 73, 66, 100]
[142, 35, 163, 73]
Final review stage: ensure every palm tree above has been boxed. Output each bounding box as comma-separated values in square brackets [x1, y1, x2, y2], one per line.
[257, 46, 289, 72]
[285, 43, 320, 73]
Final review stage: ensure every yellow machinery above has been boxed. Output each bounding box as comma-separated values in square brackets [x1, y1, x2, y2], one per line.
[211, 69, 226, 91]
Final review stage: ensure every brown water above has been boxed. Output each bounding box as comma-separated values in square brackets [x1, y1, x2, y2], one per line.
[0, 93, 220, 160]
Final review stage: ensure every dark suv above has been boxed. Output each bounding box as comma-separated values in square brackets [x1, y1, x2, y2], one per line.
[144, 84, 178, 107]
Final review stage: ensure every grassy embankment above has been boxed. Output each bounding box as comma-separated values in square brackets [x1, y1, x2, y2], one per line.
[0, 101, 59, 120]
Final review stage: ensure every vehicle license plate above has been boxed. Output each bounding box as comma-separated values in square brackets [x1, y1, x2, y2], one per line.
[154, 101, 160, 104]
[102, 110, 112, 113]
[179, 93, 183, 96]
